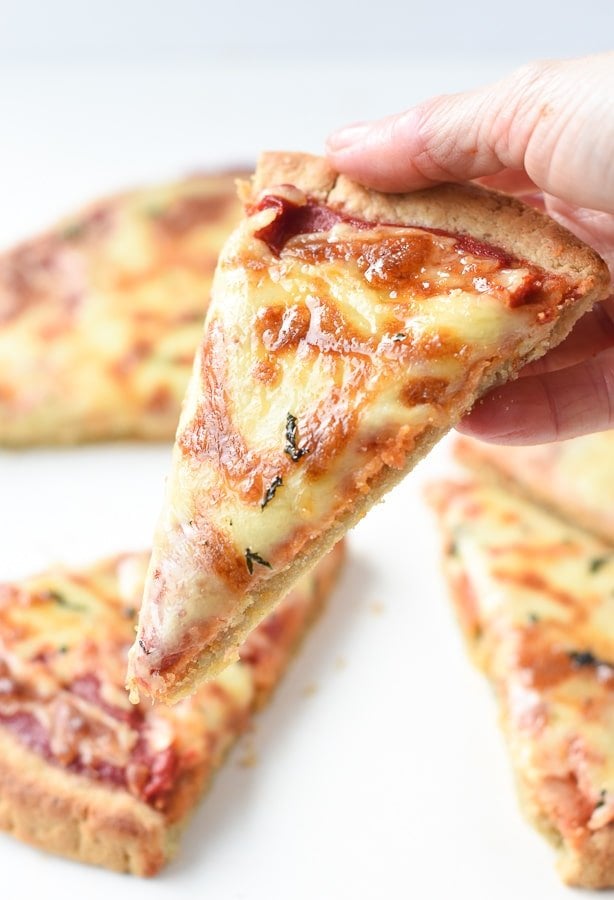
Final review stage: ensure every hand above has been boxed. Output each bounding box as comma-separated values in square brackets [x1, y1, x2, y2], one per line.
[327, 54, 614, 444]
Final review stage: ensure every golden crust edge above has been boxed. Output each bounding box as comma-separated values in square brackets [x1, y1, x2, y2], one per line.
[0, 727, 170, 876]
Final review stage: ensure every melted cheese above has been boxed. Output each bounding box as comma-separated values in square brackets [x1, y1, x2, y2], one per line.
[0, 172, 244, 444]
[0, 545, 343, 811]
[129, 182, 576, 702]
[434, 479, 614, 845]
[457, 432, 614, 544]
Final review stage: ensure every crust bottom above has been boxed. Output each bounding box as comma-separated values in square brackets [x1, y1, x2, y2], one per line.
[0, 541, 345, 874]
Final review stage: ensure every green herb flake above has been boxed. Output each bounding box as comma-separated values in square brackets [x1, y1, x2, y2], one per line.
[43, 590, 86, 613]
[139, 639, 151, 655]
[60, 221, 85, 240]
[123, 606, 137, 619]
[589, 556, 611, 574]
[595, 789, 607, 809]
[284, 413, 309, 462]
[245, 548, 272, 575]
[261, 475, 283, 509]
[569, 649, 599, 668]
[391, 332, 407, 342]
[58, 645, 69, 654]
[528, 613, 540, 624]
[144, 204, 166, 219]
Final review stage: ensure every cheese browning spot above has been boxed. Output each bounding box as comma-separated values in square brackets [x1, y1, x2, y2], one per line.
[284, 413, 309, 461]
[245, 549, 272, 575]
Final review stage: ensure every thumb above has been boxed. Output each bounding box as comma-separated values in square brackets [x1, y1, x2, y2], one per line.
[326, 54, 614, 215]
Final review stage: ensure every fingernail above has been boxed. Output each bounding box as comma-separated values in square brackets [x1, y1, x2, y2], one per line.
[326, 122, 369, 152]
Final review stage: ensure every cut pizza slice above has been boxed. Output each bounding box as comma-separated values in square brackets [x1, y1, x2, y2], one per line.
[429, 477, 614, 888]
[456, 432, 614, 545]
[128, 150, 610, 703]
[0, 169, 245, 444]
[0, 542, 344, 874]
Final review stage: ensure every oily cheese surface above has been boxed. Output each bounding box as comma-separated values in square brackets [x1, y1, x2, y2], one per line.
[456, 432, 614, 545]
[0, 171, 244, 444]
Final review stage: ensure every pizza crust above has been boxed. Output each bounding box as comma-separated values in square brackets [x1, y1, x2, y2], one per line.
[153, 151, 610, 698]
[0, 727, 171, 876]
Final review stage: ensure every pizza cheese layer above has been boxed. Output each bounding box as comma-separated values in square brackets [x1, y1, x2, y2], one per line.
[0, 171, 244, 444]
[128, 152, 608, 703]
[0, 542, 343, 852]
[456, 432, 614, 545]
[430, 479, 614, 888]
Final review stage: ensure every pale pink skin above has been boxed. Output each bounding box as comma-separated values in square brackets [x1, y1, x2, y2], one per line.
[326, 54, 614, 445]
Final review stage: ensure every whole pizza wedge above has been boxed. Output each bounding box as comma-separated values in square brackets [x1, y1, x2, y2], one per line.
[0, 169, 245, 445]
[456, 432, 614, 545]
[128, 150, 610, 704]
[429, 477, 614, 888]
[0, 543, 344, 875]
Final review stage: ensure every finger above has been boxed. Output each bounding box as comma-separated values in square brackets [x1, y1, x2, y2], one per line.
[474, 170, 539, 196]
[326, 54, 614, 214]
[519, 297, 614, 376]
[458, 348, 614, 444]
[543, 195, 614, 278]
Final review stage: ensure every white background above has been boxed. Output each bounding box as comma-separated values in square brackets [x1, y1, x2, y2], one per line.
[0, 3, 612, 898]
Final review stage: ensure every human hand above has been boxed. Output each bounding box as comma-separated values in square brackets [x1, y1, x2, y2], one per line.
[327, 54, 614, 444]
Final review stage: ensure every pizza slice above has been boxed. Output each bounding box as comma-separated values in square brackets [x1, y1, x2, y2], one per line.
[0, 542, 344, 875]
[0, 169, 245, 445]
[429, 477, 614, 888]
[456, 432, 614, 545]
[128, 150, 609, 704]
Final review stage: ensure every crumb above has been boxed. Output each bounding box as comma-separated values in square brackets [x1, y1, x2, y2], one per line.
[335, 656, 347, 670]
[238, 737, 258, 768]
[302, 682, 319, 697]
[369, 601, 386, 616]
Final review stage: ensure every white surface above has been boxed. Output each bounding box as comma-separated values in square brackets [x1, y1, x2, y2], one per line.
[0, 60, 585, 898]
[0, 0, 611, 62]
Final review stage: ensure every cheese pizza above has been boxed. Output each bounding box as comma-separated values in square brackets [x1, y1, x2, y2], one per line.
[0, 543, 344, 874]
[128, 150, 609, 704]
[0, 170, 245, 444]
[456, 432, 614, 545]
[430, 478, 614, 887]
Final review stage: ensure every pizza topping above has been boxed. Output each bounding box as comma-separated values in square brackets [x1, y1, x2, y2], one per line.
[261, 475, 283, 509]
[284, 412, 309, 461]
[252, 191, 522, 267]
[589, 555, 612, 573]
[245, 548, 272, 575]
[252, 193, 369, 255]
